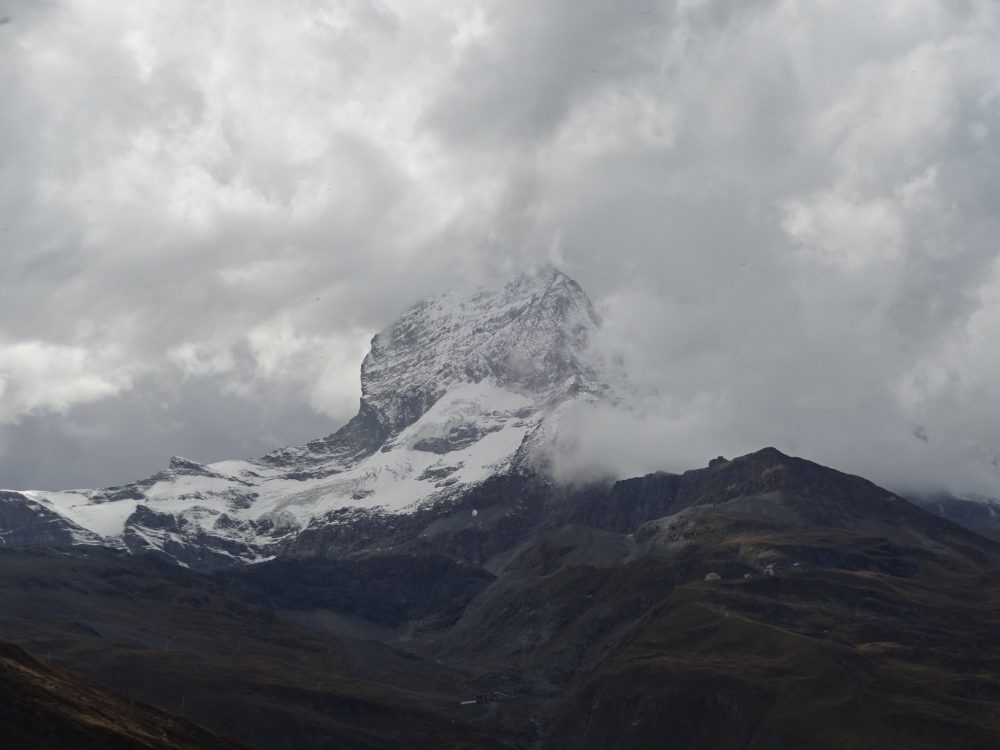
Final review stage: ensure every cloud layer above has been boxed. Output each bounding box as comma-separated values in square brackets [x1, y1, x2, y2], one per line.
[1, 0, 999, 495]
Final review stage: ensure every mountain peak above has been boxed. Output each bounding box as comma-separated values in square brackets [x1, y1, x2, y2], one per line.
[7, 268, 620, 565]
[359, 266, 602, 435]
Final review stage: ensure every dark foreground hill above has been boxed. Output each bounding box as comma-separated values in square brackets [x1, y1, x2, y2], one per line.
[2, 448, 1000, 749]
[0, 637, 247, 750]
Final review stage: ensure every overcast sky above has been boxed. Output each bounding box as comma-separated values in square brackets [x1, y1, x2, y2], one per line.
[2, 0, 999, 497]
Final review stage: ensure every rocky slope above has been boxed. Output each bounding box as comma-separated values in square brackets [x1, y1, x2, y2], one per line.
[3, 448, 1000, 749]
[0, 546, 512, 750]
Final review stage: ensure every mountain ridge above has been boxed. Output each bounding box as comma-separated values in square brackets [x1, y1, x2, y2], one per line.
[3, 444, 1000, 748]
[3, 266, 998, 564]
[4, 268, 1000, 749]
[1, 266, 622, 567]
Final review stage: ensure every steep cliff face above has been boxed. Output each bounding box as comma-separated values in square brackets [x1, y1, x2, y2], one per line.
[3, 266, 620, 566]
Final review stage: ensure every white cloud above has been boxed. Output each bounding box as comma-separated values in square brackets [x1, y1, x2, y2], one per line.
[240, 314, 370, 420]
[0, 341, 135, 423]
[1, 0, 999, 494]
[168, 342, 235, 378]
[782, 189, 903, 271]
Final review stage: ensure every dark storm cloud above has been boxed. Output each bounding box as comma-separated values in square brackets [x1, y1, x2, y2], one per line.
[1, 0, 999, 497]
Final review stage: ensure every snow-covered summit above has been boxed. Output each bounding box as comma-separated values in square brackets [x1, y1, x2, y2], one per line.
[267, 264, 608, 468]
[363, 264, 602, 429]
[2, 266, 622, 566]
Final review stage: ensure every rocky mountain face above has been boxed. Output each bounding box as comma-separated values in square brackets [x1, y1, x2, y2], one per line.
[3, 267, 1000, 749]
[1, 265, 618, 568]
